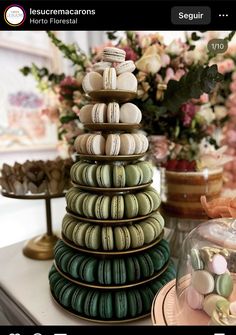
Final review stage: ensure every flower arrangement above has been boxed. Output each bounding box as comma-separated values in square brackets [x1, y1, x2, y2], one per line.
[20, 31, 235, 172]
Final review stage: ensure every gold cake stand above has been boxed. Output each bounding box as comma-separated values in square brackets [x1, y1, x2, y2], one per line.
[1, 191, 65, 260]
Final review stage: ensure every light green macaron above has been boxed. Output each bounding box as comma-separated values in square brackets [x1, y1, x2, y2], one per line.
[113, 165, 126, 187]
[96, 165, 112, 188]
[125, 165, 143, 186]
[124, 194, 139, 218]
[111, 195, 124, 219]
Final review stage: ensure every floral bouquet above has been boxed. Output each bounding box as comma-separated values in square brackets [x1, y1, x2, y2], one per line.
[20, 31, 234, 173]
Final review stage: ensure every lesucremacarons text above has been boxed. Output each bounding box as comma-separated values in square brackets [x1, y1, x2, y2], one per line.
[29, 8, 96, 25]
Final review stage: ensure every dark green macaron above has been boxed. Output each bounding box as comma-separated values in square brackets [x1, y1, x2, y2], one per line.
[113, 259, 126, 285]
[115, 291, 128, 319]
[140, 287, 155, 313]
[125, 256, 141, 282]
[137, 253, 155, 278]
[79, 257, 98, 283]
[72, 287, 88, 314]
[84, 290, 100, 318]
[127, 289, 143, 317]
[99, 292, 113, 319]
[98, 259, 112, 285]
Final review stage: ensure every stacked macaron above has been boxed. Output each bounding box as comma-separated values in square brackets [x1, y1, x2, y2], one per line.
[54, 239, 170, 285]
[65, 187, 161, 220]
[70, 160, 153, 188]
[82, 47, 137, 94]
[74, 132, 149, 156]
[49, 46, 175, 323]
[62, 212, 164, 251]
[49, 262, 176, 321]
[186, 246, 235, 324]
[79, 102, 142, 125]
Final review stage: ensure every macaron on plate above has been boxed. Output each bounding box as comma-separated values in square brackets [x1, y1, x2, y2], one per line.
[54, 260, 169, 290]
[61, 230, 164, 256]
[66, 207, 157, 225]
[49, 263, 175, 323]
[88, 90, 137, 103]
[76, 153, 145, 162]
[151, 273, 236, 325]
[84, 123, 142, 132]
[71, 182, 152, 194]
[50, 289, 150, 324]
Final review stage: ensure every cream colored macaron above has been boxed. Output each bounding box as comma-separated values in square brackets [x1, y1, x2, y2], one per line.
[79, 105, 93, 123]
[103, 47, 126, 63]
[86, 134, 105, 155]
[91, 103, 107, 123]
[116, 60, 136, 75]
[120, 103, 142, 124]
[92, 61, 112, 74]
[120, 134, 136, 155]
[103, 67, 116, 90]
[107, 102, 120, 123]
[117, 72, 137, 92]
[137, 133, 149, 153]
[82, 72, 103, 93]
[105, 134, 121, 156]
[74, 134, 90, 154]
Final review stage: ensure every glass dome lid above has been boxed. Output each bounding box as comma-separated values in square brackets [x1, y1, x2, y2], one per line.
[175, 218, 236, 325]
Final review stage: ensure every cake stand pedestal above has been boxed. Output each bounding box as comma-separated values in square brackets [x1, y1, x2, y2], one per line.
[1, 191, 65, 260]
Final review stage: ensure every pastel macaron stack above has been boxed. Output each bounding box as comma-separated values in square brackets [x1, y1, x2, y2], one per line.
[82, 47, 137, 94]
[186, 246, 235, 324]
[49, 46, 175, 323]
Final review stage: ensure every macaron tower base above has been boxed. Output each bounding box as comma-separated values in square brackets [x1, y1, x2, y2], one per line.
[49, 47, 175, 323]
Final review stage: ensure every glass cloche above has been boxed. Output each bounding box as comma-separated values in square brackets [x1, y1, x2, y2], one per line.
[174, 218, 236, 325]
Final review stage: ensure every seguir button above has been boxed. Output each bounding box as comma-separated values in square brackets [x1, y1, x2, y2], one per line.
[171, 6, 211, 25]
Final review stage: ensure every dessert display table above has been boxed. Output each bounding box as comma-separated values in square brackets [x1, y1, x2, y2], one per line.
[0, 241, 152, 325]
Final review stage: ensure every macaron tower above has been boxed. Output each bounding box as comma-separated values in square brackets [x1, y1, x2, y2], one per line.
[49, 47, 175, 323]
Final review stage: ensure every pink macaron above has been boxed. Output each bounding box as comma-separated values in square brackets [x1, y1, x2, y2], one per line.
[186, 286, 204, 310]
[208, 254, 227, 275]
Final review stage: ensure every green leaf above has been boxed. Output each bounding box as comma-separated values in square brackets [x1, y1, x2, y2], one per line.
[188, 45, 195, 51]
[107, 31, 118, 40]
[224, 31, 235, 42]
[47, 31, 89, 69]
[191, 32, 201, 41]
[20, 66, 31, 76]
[162, 65, 223, 113]
[60, 115, 78, 124]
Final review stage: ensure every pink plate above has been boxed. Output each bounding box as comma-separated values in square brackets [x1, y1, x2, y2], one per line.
[152, 274, 236, 325]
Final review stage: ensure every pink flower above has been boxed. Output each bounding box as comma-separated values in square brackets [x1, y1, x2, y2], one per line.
[199, 93, 209, 104]
[230, 81, 236, 92]
[122, 46, 138, 62]
[181, 103, 196, 126]
[226, 130, 236, 145]
[60, 76, 80, 88]
[217, 59, 235, 74]
[149, 135, 169, 162]
[164, 68, 175, 83]
[229, 107, 236, 116]
[160, 54, 170, 67]
[174, 69, 185, 81]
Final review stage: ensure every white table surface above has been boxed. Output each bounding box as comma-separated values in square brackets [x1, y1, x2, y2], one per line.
[0, 241, 153, 325]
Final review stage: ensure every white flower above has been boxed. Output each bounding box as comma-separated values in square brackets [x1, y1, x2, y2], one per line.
[198, 104, 216, 124]
[214, 105, 228, 120]
[136, 46, 162, 74]
[165, 39, 184, 56]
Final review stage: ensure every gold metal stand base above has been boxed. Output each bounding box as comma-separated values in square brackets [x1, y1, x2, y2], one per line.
[23, 234, 58, 260]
